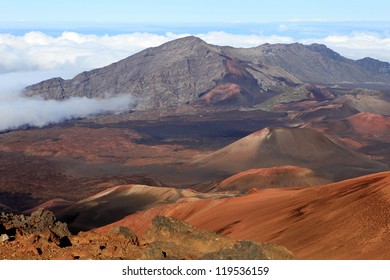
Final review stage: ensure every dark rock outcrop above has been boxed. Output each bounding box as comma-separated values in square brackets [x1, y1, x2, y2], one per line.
[0, 209, 71, 243]
[140, 216, 293, 260]
[0, 209, 73, 258]
[110, 226, 139, 246]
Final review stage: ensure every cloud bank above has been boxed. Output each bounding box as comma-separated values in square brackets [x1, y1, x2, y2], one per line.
[0, 93, 134, 132]
[0, 70, 134, 132]
[0, 31, 180, 74]
[305, 32, 390, 61]
[1, 30, 390, 131]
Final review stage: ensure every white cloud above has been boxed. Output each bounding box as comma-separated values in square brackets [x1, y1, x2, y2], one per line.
[278, 24, 289, 31]
[197, 31, 294, 47]
[198, 31, 390, 62]
[0, 31, 186, 74]
[0, 92, 134, 131]
[0, 71, 134, 132]
[301, 32, 390, 61]
[199, 31, 390, 62]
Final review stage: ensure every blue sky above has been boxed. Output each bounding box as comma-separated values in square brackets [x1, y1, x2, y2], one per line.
[1, 0, 390, 40]
[1, 0, 389, 24]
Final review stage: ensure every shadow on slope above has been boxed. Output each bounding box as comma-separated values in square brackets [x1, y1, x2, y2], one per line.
[57, 184, 235, 233]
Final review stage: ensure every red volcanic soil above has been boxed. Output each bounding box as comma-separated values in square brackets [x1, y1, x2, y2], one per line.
[347, 112, 390, 139]
[323, 112, 390, 153]
[214, 166, 331, 193]
[325, 112, 390, 139]
[200, 83, 246, 105]
[97, 171, 390, 259]
[293, 103, 359, 123]
[0, 127, 199, 165]
[199, 58, 266, 106]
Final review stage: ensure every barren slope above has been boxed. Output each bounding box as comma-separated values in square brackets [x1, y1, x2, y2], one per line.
[337, 93, 390, 115]
[25, 37, 390, 109]
[224, 43, 390, 84]
[213, 166, 331, 193]
[98, 171, 390, 259]
[25, 37, 275, 108]
[195, 127, 387, 180]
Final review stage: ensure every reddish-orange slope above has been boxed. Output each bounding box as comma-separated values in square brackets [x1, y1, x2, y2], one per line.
[98, 171, 390, 259]
[214, 166, 331, 193]
[325, 112, 390, 141]
[347, 112, 390, 138]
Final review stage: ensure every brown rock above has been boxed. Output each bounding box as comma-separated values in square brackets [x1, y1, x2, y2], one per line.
[110, 226, 139, 246]
[141, 216, 293, 260]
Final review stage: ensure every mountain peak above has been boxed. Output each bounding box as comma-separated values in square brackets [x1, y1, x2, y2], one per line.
[157, 35, 212, 50]
[197, 127, 385, 179]
[175, 35, 206, 44]
[25, 37, 390, 107]
[356, 57, 390, 75]
[306, 43, 343, 60]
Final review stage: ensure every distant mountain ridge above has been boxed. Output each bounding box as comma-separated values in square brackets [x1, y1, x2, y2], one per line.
[25, 36, 390, 109]
[356, 57, 390, 75]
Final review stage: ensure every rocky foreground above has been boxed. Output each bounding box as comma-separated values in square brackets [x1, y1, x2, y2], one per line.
[0, 209, 293, 260]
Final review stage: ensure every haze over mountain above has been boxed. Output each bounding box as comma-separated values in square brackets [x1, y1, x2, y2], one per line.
[25, 36, 390, 109]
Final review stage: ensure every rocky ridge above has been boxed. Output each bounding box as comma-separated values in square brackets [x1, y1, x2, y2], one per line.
[25, 36, 390, 109]
[356, 57, 390, 75]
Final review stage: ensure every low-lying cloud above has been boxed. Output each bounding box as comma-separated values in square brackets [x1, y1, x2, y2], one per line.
[0, 70, 134, 131]
[0, 93, 134, 132]
[1, 30, 390, 131]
